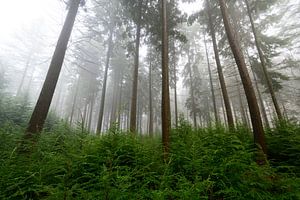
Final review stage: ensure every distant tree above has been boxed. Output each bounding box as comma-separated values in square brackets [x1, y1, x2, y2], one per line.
[23, 0, 81, 142]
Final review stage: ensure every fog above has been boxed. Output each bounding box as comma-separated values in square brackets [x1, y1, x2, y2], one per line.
[0, 0, 299, 134]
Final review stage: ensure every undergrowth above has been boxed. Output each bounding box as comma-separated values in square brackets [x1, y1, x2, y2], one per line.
[0, 120, 299, 199]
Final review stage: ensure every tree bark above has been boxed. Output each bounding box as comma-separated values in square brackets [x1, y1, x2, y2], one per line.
[219, 0, 267, 155]
[206, 0, 234, 129]
[162, 0, 171, 158]
[96, 25, 114, 134]
[130, 0, 143, 133]
[24, 0, 80, 138]
[244, 0, 283, 120]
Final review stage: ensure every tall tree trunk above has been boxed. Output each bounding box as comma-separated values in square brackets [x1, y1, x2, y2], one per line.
[96, 25, 114, 134]
[161, 0, 171, 158]
[187, 50, 197, 127]
[149, 61, 154, 136]
[244, 0, 283, 120]
[219, 0, 267, 155]
[206, 0, 234, 129]
[24, 0, 80, 138]
[204, 35, 219, 123]
[130, 0, 143, 133]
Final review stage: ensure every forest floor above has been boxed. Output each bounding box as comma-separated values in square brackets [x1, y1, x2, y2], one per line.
[0, 120, 299, 199]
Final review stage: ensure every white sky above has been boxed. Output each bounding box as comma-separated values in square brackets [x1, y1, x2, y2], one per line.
[0, 0, 65, 42]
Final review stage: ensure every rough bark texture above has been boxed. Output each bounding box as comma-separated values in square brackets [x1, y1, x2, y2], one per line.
[204, 35, 219, 123]
[244, 0, 283, 120]
[96, 25, 114, 134]
[219, 0, 267, 155]
[162, 0, 171, 158]
[24, 0, 80, 138]
[206, 0, 234, 129]
[129, 0, 142, 133]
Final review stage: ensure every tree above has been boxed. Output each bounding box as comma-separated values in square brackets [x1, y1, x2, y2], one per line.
[244, 0, 283, 120]
[96, 24, 114, 134]
[24, 0, 81, 140]
[161, 0, 171, 157]
[206, 0, 234, 128]
[219, 0, 267, 155]
[204, 34, 219, 123]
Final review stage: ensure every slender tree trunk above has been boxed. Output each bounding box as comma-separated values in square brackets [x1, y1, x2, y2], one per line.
[88, 92, 95, 132]
[83, 99, 88, 129]
[235, 75, 249, 127]
[174, 80, 178, 127]
[162, 0, 171, 157]
[96, 25, 114, 134]
[149, 61, 154, 136]
[204, 35, 219, 123]
[24, 0, 80, 138]
[130, 1, 143, 133]
[252, 68, 270, 129]
[247, 51, 270, 129]
[219, 0, 267, 155]
[117, 79, 123, 129]
[110, 73, 119, 128]
[187, 50, 197, 127]
[244, 0, 283, 120]
[206, 0, 234, 129]
[69, 79, 80, 125]
[172, 47, 179, 127]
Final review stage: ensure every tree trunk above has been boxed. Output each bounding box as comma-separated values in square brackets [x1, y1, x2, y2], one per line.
[206, 0, 234, 129]
[244, 0, 283, 120]
[172, 46, 179, 127]
[248, 56, 270, 129]
[149, 61, 154, 136]
[235, 75, 249, 127]
[88, 92, 95, 132]
[117, 79, 124, 129]
[96, 25, 114, 134]
[219, 0, 267, 155]
[204, 34, 219, 123]
[161, 0, 171, 158]
[187, 52, 197, 128]
[24, 0, 80, 138]
[130, 0, 143, 133]
[69, 78, 80, 125]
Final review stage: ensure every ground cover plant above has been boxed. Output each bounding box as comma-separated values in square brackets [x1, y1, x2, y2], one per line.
[0, 120, 299, 200]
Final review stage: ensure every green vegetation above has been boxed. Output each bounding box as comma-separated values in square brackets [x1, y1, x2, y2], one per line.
[0, 119, 299, 199]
